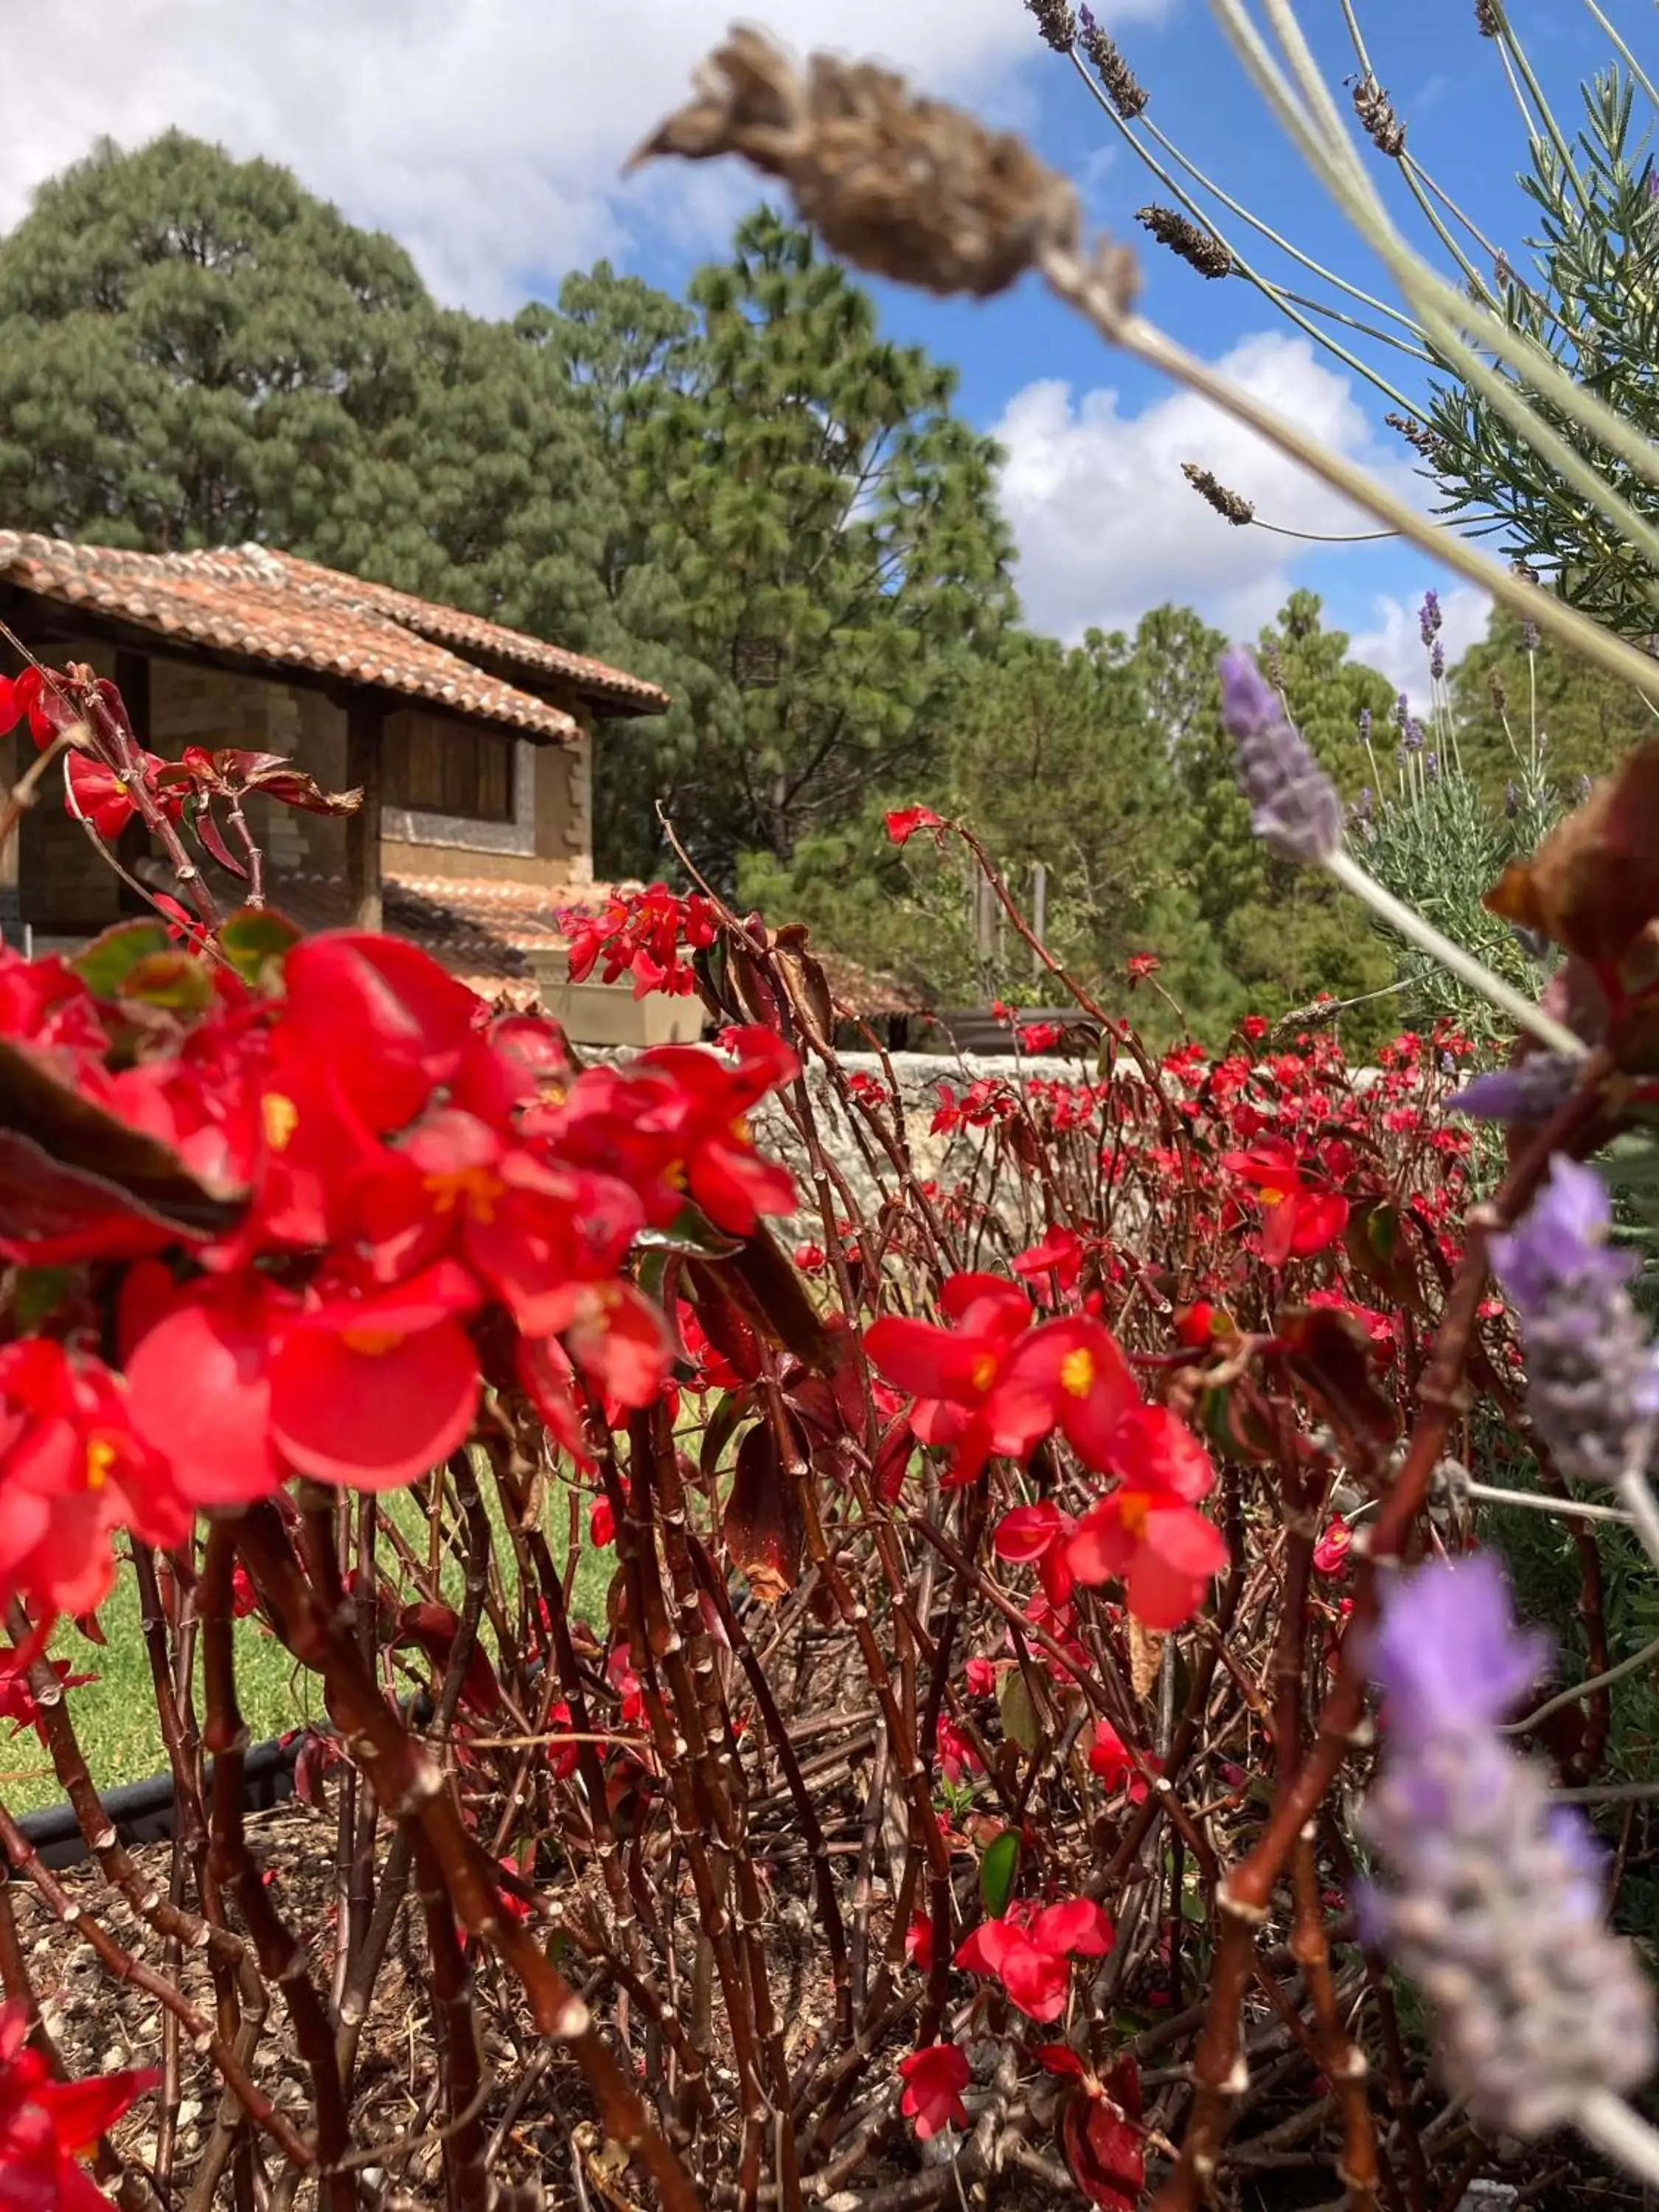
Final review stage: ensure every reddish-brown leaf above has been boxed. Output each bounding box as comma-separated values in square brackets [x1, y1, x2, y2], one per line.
[1483, 740, 1659, 964]
[1061, 2057, 1145, 2211]
[1278, 1304, 1398, 1453]
[721, 1421, 804, 1604]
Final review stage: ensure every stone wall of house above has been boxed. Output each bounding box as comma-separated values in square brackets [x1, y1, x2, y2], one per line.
[149, 661, 349, 880]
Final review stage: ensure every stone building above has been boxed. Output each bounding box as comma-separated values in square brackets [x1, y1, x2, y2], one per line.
[0, 532, 695, 1046]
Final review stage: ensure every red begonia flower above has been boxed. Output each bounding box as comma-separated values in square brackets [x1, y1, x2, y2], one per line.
[897, 2042, 970, 2140]
[955, 1898, 1115, 2023]
[0, 1338, 187, 1620]
[125, 1279, 291, 1506]
[1011, 1224, 1083, 1300]
[1222, 1138, 1349, 1267]
[992, 1499, 1077, 1608]
[543, 1026, 797, 1235]
[864, 1273, 1033, 1471]
[886, 806, 945, 845]
[279, 932, 479, 1134]
[1312, 1519, 1353, 1575]
[267, 1262, 481, 1490]
[0, 1997, 159, 2212]
[1065, 1407, 1227, 1630]
[981, 1315, 1138, 1472]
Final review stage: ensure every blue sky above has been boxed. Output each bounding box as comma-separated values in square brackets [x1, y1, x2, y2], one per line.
[1, 0, 1642, 696]
[588, 0, 1624, 696]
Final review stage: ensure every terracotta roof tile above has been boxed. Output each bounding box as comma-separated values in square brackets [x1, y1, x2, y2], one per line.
[248, 549, 669, 714]
[276, 871, 619, 994]
[0, 533, 666, 740]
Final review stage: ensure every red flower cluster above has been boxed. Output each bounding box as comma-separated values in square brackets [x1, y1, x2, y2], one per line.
[562, 883, 717, 999]
[866, 1282, 1225, 1628]
[956, 1897, 1115, 2022]
[0, 2000, 157, 2212]
[0, 929, 799, 1624]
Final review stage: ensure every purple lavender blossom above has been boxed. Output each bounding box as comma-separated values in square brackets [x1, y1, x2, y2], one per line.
[1403, 718, 1425, 751]
[1430, 638, 1445, 680]
[1504, 779, 1520, 818]
[1489, 1157, 1659, 1484]
[1217, 647, 1343, 864]
[1393, 691, 1410, 731]
[1419, 588, 1442, 644]
[1521, 619, 1540, 652]
[1450, 1054, 1579, 1127]
[1357, 706, 1371, 742]
[1363, 1555, 1655, 2135]
[1369, 1554, 1546, 1744]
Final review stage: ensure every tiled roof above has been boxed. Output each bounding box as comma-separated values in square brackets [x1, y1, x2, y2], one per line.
[276, 871, 620, 1001]
[0, 534, 665, 740]
[252, 549, 669, 715]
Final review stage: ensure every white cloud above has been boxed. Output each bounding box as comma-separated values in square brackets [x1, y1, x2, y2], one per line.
[991, 331, 1419, 644]
[1349, 582, 1492, 705]
[0, 0, 1169, 315]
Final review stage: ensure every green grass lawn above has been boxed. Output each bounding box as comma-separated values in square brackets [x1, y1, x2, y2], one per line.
[1, 1478, 616, 1816]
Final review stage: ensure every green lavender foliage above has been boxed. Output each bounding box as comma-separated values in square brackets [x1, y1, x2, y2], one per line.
[1421, 66, 1659, 640]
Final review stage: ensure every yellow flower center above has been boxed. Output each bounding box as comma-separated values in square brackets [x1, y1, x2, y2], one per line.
[262, 1092, 299, 1151]
[1117, 1489, 1151, 1540]
[970, 1353, 997, 1393]
[730, 1116, 753, 1145]
[1258, 1186, 1285, 1208]
[423, 1164, 507, 1222]
[83, 1437, 116, 1491]
[341, 1326, 403, 1357]
[1059, 1347, 1095, 1398]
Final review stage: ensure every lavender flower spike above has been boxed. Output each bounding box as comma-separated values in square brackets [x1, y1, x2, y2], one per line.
[1363, 1554, 1655, 2136]
[1489, 1156, 1659, 1489]
[1450, 1053, 1579, 1127]
[1217, 647, 1342, 864]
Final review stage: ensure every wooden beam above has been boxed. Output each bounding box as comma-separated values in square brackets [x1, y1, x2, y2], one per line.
[344, 697, 384, 931]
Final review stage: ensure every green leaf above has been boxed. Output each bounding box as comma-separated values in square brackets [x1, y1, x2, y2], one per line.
[74, 919, 170, 998]
[978, 1829, 1020, 1919]
[121, 951, 215, 1012]
[12, 1266, 70, 1332]
[218, 905, 301, 985]
[998, 1668, 1041, 1754]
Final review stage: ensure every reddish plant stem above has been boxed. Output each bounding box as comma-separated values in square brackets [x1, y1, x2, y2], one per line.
[605, 1419, 768, 2211]
[198, 1525, 353, 2208]
[411, 1825, 491, 2212]
[230, 1499, 706, 2212]
[1291, 1834, 1381, 2210]
[686, 1531, 854, 2051]
[1152, 1083, 1606, 2212]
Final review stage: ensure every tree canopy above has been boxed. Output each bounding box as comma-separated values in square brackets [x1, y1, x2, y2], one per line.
[1, 129, 1593, 1052]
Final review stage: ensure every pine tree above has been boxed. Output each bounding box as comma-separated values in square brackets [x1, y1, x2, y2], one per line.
[574, 207, 1017, 883]
[0, 131, 611, 643]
